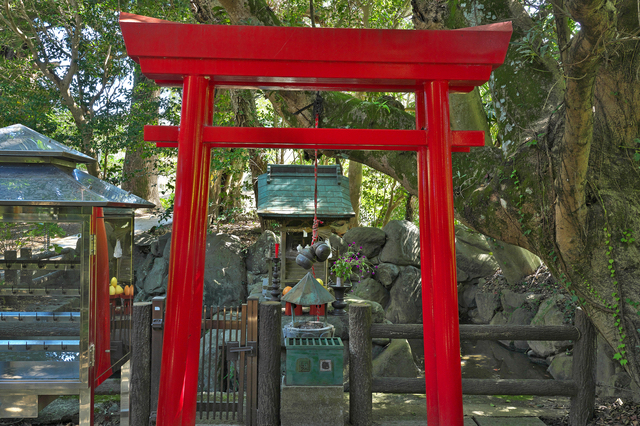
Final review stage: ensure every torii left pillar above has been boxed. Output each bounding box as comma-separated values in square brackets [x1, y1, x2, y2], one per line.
[156, 75, 214, 426]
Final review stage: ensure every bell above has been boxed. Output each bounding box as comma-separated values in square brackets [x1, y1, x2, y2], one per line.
[296, 253, 313, 270]
[298, 247, 315, 262]
[313, 242, 331, 262]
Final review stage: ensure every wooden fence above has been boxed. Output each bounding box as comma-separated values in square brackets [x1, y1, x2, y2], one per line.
[348, 303, 596, 426]
[129, 296, 262, 426]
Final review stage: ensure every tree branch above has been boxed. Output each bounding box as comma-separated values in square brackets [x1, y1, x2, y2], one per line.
[556, 0, 616, 263]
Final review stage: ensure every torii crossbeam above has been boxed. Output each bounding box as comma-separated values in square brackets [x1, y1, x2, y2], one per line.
[120, 13, 511, 426]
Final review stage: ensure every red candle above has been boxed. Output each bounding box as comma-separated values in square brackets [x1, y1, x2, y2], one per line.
[275, 243, 279, 258]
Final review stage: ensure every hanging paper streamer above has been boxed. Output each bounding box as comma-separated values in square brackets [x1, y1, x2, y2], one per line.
[114, 239, 123, 259]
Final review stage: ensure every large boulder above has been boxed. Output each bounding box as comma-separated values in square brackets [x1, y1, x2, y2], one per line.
[487, 239, 543, 285]
[203, 233, 247, 307]
[528, 295, 573, 357]
[455, 226, 500, 281]
[385, 266, 422, 324]
[143, 256, 169, 295]
[245, 231, 277, 274]
[459, 283, 479, 309]
[490, 311, 508, 326]
[548, 353, 573, 380]
[162, 234, 172, 259]
[500, 289, 527, 315]
[151, 233, 171, 258]
[342, 227, 387, 259]
[475, 292, 500, 323]
[501, 289, 544, 315]
[375, 263, 400, 288]
[353, 278, 390, 308]
[135, 253, 155, 292]
[372, 339, 420, 378]
[343, 295, 386, 323]
[328, 233, 348, 259]
[378, 220, 420, 266]
[596, 333, 623, 395]
[505, 306, 536, 351]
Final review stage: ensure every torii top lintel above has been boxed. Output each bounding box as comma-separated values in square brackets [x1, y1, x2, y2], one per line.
[120, 13, 512, 92]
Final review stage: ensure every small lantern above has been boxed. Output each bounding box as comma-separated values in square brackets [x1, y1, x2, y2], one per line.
[281, 272, 336, 338]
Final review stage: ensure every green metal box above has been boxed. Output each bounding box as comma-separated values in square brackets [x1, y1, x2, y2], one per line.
[285, 337, 344, 386]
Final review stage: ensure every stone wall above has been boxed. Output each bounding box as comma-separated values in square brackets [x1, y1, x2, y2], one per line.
[131, 221, 634, 397]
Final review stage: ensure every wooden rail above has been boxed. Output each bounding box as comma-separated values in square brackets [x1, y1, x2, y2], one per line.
[348, 305, 596, 426]
[370, 323, 581, 341]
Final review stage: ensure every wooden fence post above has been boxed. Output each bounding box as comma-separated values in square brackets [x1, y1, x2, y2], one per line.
[258, 301, 281, 426]
[149, 296, 166, 425]
[569, 308, 596, 425]
[131, 302, 152, 426]
[349, 303, 372, 426]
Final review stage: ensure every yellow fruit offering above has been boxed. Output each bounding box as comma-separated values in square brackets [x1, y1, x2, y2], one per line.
[316, 278, 324, 287]
[109, 286, 116, 296]
[115, 285, 124, 295]
[110, 277, 117, 287]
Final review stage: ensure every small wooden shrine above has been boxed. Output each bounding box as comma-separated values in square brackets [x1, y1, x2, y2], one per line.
[256, 164, 355, 286]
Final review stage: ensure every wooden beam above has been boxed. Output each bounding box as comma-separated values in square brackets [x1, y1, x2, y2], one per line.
[147, 126, 484, 152]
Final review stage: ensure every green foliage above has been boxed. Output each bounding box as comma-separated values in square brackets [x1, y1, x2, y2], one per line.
[330, 242, 375, 281]
[0, 222, 66, 253]
[620, 229, 635, 244]
[358, 164, 408, 227]
[509, 168, 532, 235]
[0, 0, 191, 191]
[510, 4, 577, 65]
[479, 83, 499, 143]
[272, 0, 411, 29]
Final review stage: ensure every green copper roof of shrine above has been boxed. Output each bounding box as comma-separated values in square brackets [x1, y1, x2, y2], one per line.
[256, 164, 355, 220]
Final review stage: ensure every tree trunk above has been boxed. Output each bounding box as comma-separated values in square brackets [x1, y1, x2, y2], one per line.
[121, 69, 161, 206]
[229, 89, 268, 219]
[348, 161, 363, 228]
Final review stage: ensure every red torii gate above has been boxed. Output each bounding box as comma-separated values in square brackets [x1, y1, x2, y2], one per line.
[120, 13, 511, 426]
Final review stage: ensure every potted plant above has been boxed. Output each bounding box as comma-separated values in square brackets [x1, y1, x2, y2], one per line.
[330, 242, 375, 286]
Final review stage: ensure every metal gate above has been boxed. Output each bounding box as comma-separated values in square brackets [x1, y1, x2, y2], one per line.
[150, 296, 258, 425]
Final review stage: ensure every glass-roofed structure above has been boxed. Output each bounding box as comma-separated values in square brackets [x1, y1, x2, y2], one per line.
[0, 124, 153, 423]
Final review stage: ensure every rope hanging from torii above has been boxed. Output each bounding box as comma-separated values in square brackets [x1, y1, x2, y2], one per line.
[311, 92, 324, 247]
[293, 92, 331, 275]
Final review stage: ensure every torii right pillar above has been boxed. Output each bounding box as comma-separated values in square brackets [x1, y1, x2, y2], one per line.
[417, 80, 463, 425]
